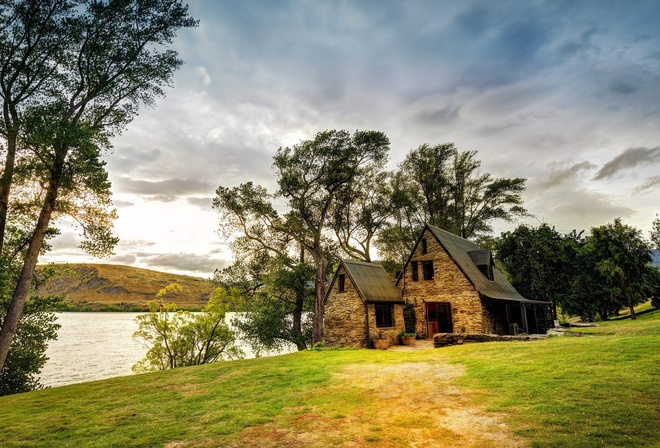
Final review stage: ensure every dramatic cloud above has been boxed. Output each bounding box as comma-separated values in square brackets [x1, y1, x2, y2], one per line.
[47, 1, 660, 276]
[594, 147, 660, 180]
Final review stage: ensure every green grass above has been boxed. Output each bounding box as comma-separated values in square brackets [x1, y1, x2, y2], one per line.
[1, 310, 659, 447]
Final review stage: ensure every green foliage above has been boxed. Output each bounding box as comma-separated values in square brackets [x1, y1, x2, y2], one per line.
[217, 257, 315, 352]
[584, 218, 654, 319]
[498, 220, 659, 321]
[0, 294, 63, 396]
[377, 143, 528, 263]
[132, 284, 241, 373]
[403, 303, 416, 334]
[651, 214, 660, 249]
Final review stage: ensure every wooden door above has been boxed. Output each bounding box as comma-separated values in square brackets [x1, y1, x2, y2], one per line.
[426, 302, 453, 335]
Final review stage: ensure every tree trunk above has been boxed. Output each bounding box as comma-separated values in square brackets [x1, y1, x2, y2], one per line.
[0, 175, 59, 369]
[0, 134, 18, 254]
[626, 289, 636, 320]
[311, 253, 328, 345]
[292, 295, 306, 351]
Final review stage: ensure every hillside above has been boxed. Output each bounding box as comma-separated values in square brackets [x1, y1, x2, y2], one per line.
[36, 264, 213, 310]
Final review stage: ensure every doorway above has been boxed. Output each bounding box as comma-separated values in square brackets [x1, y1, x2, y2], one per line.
[426, 302, 453, 336]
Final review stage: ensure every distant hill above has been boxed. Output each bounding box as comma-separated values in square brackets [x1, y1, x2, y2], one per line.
[36, 264, 213, 311]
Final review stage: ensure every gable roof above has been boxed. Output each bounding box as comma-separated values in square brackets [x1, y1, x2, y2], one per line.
[326, 260, 403, 303]
[408, 224, 549, 304]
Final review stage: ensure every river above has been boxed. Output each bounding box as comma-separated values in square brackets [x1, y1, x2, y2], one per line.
[41, 312, 295, 388]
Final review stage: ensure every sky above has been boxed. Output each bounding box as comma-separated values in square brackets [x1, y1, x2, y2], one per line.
[40, 0, 660, 278]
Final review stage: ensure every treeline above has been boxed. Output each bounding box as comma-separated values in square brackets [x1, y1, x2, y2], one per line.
[497, 219, 660, 322]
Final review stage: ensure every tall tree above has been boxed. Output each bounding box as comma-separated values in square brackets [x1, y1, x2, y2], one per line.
[330, 169, 394, 262]
[0, 0, 73, 252]
[273, 129, 389, 343]
[215, 130, 390, 344]
[0, 0, 197, 371]
[584, 218, 654, 320]
[381, 143, 528, 259]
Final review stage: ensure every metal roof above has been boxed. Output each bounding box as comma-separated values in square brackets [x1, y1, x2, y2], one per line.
[426, 225, 551, 304]
[339, 260, 403, 303]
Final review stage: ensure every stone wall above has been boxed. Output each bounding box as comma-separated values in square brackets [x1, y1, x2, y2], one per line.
[399, 228, 486, 338]
[323, 266, 368, 347]
[366, 302, 405, 345]
[324, 265, 405, 347]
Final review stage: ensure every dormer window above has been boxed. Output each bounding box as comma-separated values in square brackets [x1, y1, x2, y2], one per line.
[469, 250, 494, 281]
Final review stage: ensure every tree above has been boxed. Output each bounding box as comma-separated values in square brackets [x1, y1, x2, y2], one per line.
[584, 218, 654, 320]
[0, 0, 74, 252]
[275, 130, 389, 343]
[215, 130, 390, 344]
[651, 214, 660, 249]
[213, 183, 314, 350]
[216, 257, 315, 352]
[0, 0, 197, 371]
[497, 224, 582, 310]
[0, 293, 62, 396]
[132, 284, 241, 373]
[330, 169, 395, 262]
[380, 143, 528, 259]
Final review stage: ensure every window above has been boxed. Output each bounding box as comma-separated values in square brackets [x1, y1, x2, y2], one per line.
[411, 261, 418, 281]
[422, 260, 434, 280]
[421, 238, 428, 254]
[375, 303, 394, 327]
[338, 274, 345, 292]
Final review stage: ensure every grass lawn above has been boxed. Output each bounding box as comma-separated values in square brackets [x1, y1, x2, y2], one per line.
[0, 309, 658, 447]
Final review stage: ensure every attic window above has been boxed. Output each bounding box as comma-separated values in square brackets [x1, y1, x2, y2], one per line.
[421, 238, 428, 254]
[338, 274, 345, 292]
[469, 250, 494, 281]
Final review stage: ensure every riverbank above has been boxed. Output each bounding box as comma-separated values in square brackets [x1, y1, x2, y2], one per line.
[1, 309, 658, 447]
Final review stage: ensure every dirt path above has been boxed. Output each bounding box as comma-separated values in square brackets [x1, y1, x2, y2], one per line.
[234, 352, 527, 448]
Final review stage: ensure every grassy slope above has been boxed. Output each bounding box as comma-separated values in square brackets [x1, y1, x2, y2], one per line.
[36, 263, 212, 310]
[0, 310, 658, 447]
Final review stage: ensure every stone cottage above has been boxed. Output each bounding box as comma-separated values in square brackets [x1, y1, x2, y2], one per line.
[323, 224, 554, 348]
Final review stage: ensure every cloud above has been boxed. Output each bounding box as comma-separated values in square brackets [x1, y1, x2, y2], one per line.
[186, 197, 213, 209]
[195, 66, 212, 86]
[140, 252, 228, 274]
[116, 239, 156, 251]
[594, 147, 660, 180]
[114, 177, 214, 197]
[528, 189, 635, 232]
[106, 147, 161, 174]
[112, 199, 135, 207]
[634, 175, 660, 195]
[535, 161, 596, 191]
[609, 79, 637, 95]
[109, 254, 137, 264]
